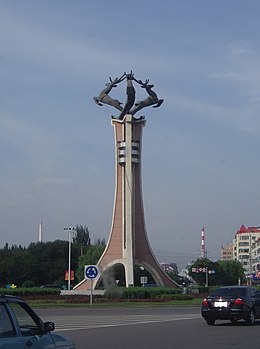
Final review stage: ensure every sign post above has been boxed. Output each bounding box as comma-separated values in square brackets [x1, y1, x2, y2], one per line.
[140, 276, 148, 287]
[192, 267, 215, 287]
[84, 265, 99, 305]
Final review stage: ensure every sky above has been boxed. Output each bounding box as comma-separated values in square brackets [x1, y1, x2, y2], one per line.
[1, 0, 260, 270]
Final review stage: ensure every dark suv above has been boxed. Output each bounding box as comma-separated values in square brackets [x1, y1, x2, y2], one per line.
[0, 294, 75, 348]
[201, 286, 260, 325]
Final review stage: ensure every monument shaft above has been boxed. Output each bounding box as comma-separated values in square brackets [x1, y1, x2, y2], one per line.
[75, 114, 178, 289]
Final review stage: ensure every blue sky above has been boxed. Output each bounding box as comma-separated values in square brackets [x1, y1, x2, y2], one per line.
[1, 0, 260, 269]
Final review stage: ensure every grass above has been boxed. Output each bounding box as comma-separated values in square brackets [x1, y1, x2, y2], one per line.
[28, 297, 203, 308]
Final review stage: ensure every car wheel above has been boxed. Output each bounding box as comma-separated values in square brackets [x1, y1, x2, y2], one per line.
[206, 319, 215, 326]
[230, 318, 238, 323]
[245, 309, 255, 325]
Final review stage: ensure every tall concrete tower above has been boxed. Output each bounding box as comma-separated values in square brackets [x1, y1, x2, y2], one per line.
[201, 226, 205, 258]
[38, 222, 43, 242]
[74, 73, 179, 290]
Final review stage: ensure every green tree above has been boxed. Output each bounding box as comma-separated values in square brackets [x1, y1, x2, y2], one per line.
[73, 225, 91, 256]
[188, 258, 222, 286]
[188, 258, 245, 286]
[0, 240, 81, 287]
[75, 239, 105, 281]
[218, 260, 244, 285]
[0, 245, 27, 286]
[25, 240, 80, 286]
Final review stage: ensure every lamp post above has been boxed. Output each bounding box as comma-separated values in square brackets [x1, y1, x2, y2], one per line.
[64, 226, 76, 290]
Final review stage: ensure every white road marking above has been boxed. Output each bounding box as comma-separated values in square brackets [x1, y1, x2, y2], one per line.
[41, 314, 201, 332]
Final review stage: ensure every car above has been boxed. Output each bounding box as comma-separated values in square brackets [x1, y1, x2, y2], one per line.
[0, 294, 75, 348]
[201, 286, 260, 326]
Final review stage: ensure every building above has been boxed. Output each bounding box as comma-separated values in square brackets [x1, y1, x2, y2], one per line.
[221, 243, 233, 261]
[233, 225, 260, 276]
[160, 263, 178, 274]
[252, 237, 260, 276]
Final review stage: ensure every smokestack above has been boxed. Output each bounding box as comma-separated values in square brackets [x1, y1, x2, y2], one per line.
[39, 222, 43, 242]
[201, 226, 205, 258]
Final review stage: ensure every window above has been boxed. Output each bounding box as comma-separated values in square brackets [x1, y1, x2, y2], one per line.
[238, 242, 249, 247]
[211, 287, 246, 297]
[0, 303, 16, 338]
[248, 288, 256, 298]
[9, 303, 40, 336]
[238, 249, 249, 253]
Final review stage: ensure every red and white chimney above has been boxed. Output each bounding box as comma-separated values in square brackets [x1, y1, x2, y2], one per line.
[201, 226, 205, 258]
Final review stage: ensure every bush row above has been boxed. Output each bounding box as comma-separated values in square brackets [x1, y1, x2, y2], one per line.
[0, 288, 60, 296]
[104, 287, 182, 300]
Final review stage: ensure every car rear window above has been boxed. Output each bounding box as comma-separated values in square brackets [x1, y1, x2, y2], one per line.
[210, 288, 246, 297]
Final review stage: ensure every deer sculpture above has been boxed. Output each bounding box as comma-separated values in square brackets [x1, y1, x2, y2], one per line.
[131, 78, 164, 115]
[93, 74, 126, 112]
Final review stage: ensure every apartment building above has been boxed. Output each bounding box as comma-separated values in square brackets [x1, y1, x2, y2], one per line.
[221, 243, 233, 261]
[252, 237, 260, 276]
[233, 225, 260, 276]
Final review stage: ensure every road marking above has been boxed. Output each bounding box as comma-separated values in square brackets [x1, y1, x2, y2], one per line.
[42, 314, 201, 332]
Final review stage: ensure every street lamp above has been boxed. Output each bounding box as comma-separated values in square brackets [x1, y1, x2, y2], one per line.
[64, 226, 76, 290]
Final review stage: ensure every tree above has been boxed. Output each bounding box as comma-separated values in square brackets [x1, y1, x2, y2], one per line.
[188, 258, 223, 286]
[73, 225, 91, 256]
[218, 260, 244, 285]
[25, 240, 80, 286]
[188, 258, 245, 286]
[75, 239, 105, 281]
[0, 245, 27, 286]
[0, 229, 105, 287]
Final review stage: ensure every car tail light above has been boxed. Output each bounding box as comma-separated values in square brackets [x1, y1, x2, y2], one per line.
[234, 298, 245, 305]
[202, 298, 208, 305]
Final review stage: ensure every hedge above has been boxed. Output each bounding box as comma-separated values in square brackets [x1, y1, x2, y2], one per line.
[104, 287, 182, 300]
[0, 288, 60, 297]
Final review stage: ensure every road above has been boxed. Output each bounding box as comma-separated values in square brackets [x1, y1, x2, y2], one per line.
[37, 306, 260, 349]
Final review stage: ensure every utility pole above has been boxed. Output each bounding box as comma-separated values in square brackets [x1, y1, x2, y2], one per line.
[205, 266, 208, 287]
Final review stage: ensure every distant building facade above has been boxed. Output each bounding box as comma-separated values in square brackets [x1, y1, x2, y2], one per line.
[252, 237, 260, 276]
[221, 243, 233, 261]
[233, 225, 260, 276]
[160, 263, 178, 274]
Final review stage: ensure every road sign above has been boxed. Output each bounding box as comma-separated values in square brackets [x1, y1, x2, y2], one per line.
[191, 267, 216, 274]
[85, 265, 99, 280]
[65, 270, 74, 281]
[140, 276, 148, 285]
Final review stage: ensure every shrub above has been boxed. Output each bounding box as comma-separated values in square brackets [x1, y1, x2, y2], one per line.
[104, 287, 182, 300]
[0, 288, 60, 297]
[155, 294, 193, 301]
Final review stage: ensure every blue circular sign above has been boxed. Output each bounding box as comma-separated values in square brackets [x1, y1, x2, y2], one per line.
[85, 265, 99, 279]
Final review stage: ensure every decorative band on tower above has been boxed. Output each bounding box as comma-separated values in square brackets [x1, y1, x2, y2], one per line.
[118, 141, 140, 164]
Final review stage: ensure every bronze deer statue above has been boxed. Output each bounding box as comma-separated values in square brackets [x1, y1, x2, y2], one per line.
[131, 78, 164, 115]
[94, 74, 126, 112]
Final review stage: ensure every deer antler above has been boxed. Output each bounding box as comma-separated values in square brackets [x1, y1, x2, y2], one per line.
[109, 73, 126, 85]
[133, 78, 149, 86]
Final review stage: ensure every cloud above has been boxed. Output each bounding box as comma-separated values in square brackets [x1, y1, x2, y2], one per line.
[32, 177, 68, 189]
[165, 90, 260, 136]
[229, 43, 247, 56]
[0, 7, 191, 85]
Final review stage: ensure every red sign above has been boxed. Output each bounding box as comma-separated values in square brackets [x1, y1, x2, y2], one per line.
[65, 270, 74, 281]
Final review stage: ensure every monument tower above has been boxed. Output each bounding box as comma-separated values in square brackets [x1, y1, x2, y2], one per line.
[74, 72, 179, 289]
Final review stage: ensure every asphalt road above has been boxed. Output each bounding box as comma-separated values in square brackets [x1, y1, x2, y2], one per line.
[37, 306, 260, 349]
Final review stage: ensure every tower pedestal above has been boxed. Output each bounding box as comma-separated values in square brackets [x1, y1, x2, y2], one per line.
[74, 115, 179, 290]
